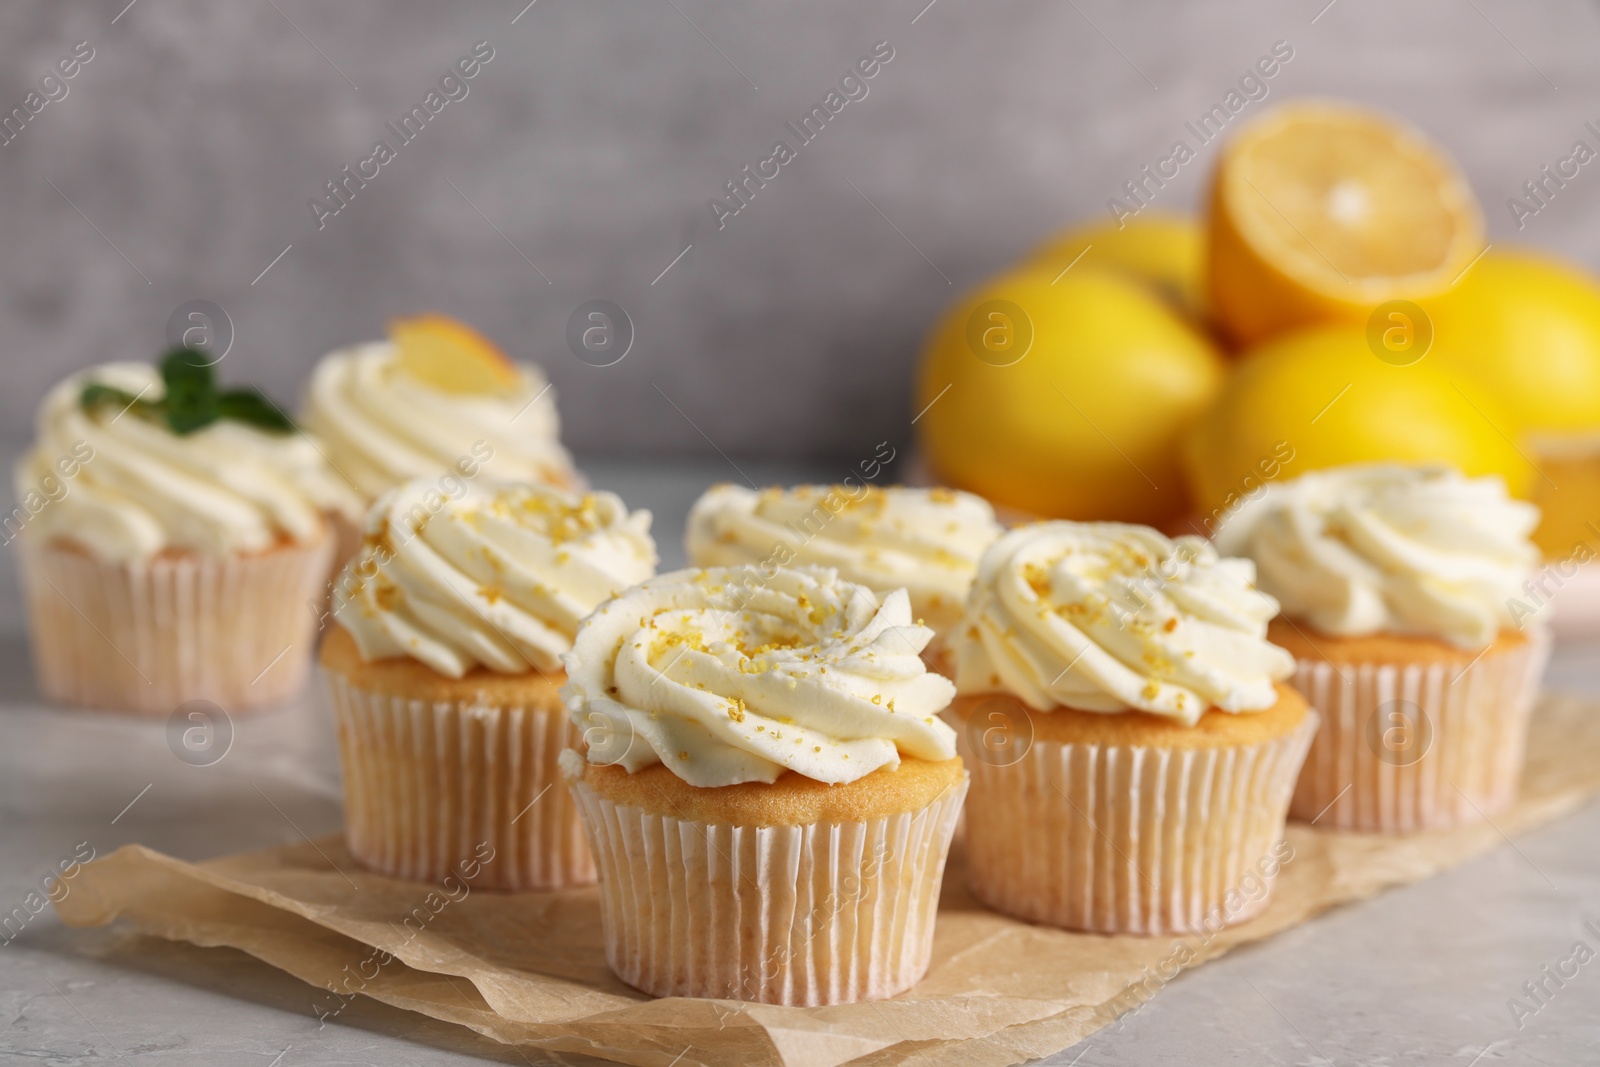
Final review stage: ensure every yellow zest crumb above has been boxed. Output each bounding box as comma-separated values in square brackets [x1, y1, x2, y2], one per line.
[374, 582, 402, 612]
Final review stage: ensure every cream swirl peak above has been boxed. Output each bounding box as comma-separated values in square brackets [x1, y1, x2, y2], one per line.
[685, 483, 1002, 632]
[1211, 464, 1540, 649]
[303, 340, 576, 502]
[16, 362, 360, 562]
[332, 480, 656, 677]
[562, 565, 958, 788]
[955, 522, 1292, 724]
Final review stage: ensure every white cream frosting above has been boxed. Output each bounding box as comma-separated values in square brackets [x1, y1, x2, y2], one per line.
[954, 521, 1293, 724]
[562, 565, 959, 788]
[332, 480, 656, 677]
[303, 341, 577, 503]
[1211, 464, 1540, 649]
[15, 362, 360, 562]
[685, 484, 1002, 634]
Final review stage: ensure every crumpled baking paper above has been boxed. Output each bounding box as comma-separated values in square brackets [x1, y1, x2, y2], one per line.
[55, 693, 1600, 1067]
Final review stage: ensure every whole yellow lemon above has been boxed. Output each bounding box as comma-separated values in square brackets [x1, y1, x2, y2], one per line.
[1422, 249, 1600, 433]
[1183, 325, 1532, 524]
[1024, 213, 1204, 319]
[916, 266, 1224, 525]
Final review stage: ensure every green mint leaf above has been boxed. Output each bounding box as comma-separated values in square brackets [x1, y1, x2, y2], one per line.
[83, 350, 296, 437]
[165, 399, 218, 435]
[81, 382, 141, 411]
[81, 382, 160, 422]
[160, 348, 218, 435]
[217, 388, 296, 434]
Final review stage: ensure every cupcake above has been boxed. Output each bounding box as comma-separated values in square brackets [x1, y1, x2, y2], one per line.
[684, 483, 1002, 667]
[15, 353, 359, 714]
[1213, 463, 1549, 833]
[322, 478, 654, 889]
[302, 314, 578, 565]
[561, 565, 967, 1004]
[950, 521, 1314, 935]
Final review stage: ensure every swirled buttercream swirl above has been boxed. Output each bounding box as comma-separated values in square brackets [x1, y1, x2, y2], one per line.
[562, 565, 958, 787]
[954, 521, 1293, 724]
[1211, 463, 1540, 649]
[685, 483, 1002, 633]
[17, 362, 357, 561]
[332, 480, 656, 677]
[303, 341, 576, 502]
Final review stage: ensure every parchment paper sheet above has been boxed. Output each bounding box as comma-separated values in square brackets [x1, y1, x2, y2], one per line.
[55, 694, 1600, 1067]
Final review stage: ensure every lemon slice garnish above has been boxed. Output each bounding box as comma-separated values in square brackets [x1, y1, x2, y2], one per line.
[390, 314, 521, 396]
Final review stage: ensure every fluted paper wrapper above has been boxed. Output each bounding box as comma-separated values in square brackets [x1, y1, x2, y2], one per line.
[51, 696, 1600, 1066]
[961, 713, 1318, 935]
[328, 675, 592, 890]
[18, 535, 332, 714]
[1288, 631, 1551, 832]
[567, 774, 967, 1006]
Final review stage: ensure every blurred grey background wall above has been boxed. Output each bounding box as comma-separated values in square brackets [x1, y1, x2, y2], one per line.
[2, 0, 1598, 460]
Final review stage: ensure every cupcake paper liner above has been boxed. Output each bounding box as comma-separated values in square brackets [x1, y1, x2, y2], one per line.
[19, 535, 332, 715]
[568, 771, 968, 1005]
[1287, 631, 1551, 833]
[328, 674, 592, 891]
[960, 713, 1317, 935]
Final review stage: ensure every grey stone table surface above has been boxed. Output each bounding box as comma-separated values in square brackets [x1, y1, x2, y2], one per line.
[3, 457, 1600, 1067]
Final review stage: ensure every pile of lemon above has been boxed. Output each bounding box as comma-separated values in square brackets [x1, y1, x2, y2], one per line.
[915, 100, 1600, 556]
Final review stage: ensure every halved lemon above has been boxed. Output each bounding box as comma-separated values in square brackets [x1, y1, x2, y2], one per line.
[390, 314, 521, 395]
[1207, 100, 1483, 347]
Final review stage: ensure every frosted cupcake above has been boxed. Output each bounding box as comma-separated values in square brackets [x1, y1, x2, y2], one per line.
[303, 315, 578, 563]
[323, 479, 655, 890]
[950, 521, 1314, 935]
[685, 483, 1002, 665]
[15, 354, 359, 714]
[1213, 464, 1549, 832]
[561, 565, 967, 1005]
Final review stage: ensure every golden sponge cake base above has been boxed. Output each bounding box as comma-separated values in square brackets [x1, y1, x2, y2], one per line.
[576, 754, 965, 829]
